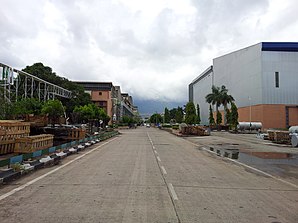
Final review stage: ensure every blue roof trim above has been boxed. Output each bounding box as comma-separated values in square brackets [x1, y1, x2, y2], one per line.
[262, 42, 298, 52]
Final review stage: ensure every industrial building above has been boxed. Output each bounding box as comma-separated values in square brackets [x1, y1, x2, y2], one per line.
[189, 42, 298, 129]
[75, 82, 138, 124]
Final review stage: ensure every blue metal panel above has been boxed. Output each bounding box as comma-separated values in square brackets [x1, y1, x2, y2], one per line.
[48, 147, 56, 153]
[262, 42, 298, 52]
[32, 150, 42, 158]
[10, 155, 23, 164]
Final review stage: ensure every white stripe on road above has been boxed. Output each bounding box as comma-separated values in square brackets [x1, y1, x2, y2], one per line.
[161, 166, 167, 175]
[0, 138, 118, 202]
[154, 150, 158, 154]
[157, 156, 161, 162]
[168, 183, 178, 200]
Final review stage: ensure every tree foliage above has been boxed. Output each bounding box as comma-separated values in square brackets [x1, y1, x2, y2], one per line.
[225, 107, 231, 125]
[175, 106, 184, 123]
[196, 104, 201, 124]
[206, 85, 234, 125]
[12, 98, 43, 117]
[185, 102, 197, 124]
[22, 63, 92, 117]
[150, 113, 163, 124]
[164, 107, 170, 123]
[209, 105, 215, 125]
[41, 99, 65, 126]
[230, 102, 239, 130]
[216, 111, 222, 125]
[73, 103, 110, 124]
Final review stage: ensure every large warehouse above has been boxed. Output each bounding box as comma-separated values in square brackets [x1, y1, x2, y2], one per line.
[189, 42, 298, 130]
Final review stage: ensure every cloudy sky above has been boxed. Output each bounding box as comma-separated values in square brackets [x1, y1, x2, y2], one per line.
[1, 0, 298, 105]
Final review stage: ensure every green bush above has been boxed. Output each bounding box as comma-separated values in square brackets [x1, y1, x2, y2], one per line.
[172, 125, 179, 130]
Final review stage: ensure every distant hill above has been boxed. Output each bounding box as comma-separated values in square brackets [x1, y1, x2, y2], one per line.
[134, 99, 185, 116]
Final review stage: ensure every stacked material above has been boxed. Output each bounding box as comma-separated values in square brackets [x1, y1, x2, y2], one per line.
[15, 134, 54, 153]
[67, 128, 86, 141]
[267, 130, 290, 144]
[0, 120, 30, 155]
[180, 125, 209, 136]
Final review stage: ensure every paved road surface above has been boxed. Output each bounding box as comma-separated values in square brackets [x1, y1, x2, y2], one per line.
[0, 127, 297, 222]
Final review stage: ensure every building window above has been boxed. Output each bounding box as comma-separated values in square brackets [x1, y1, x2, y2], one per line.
[275, 72, 279, 88]
[99, 92, 102, 95]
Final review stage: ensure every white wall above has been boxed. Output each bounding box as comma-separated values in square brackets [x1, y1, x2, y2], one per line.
[213, 43, 263, 108]
[192, 71, 213, 125]
[262, 51, 298, 104]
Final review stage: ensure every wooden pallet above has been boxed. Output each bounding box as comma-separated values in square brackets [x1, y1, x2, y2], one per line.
[15, 134, 54, 153]
[0, 140, 15, 155]
[66, 129, 86, 140]
[267, 130, 290, 144]
[0, 120, 30, 135]
[0, 121, 31, 155]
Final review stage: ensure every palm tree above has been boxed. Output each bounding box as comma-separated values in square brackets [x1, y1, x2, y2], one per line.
[220, 85, 234, 125]
[205, 85, 222, 115]
[205, 85, 222, 126]
[206, 85, 234, 125]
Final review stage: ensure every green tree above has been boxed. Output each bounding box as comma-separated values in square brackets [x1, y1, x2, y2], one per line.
[206, 85, 234, 126]
[121, 116, 135, 125]
[230, 102, 239, 130]
[41, 99, 65, 126]
[196, 104, 201, 124]
[209, 105, 215, 125]
[22, 63, 92, 118]
[73, 103, 110, 125]
[220, 85, 234, 125]
[150, 113, 162, 124]
[175, 106, 184, 123]
[169, 108, 177, 120]
[225, 107, 231, 125]
[185, 102, 197, 125]
[164, 107, 170, 123]
[206, 85, 222, 115]
[12, 98, 43, 117]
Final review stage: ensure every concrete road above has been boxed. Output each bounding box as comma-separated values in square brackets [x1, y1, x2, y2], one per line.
[0, 127, 298, 223]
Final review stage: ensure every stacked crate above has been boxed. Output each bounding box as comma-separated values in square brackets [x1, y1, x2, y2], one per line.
[267, 130, 290, 144]
[0, 121, 30, 155]
[15, 134, 54, 153]
[67, 128, 86, 141]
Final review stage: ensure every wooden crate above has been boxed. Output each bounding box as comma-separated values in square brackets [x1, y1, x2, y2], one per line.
[267, 130, 290, 144]
[67, 129, 86, 140]
[0, 120, 30, 135]
[0, 121, 30, 155]
[15, 134, 54, 153]
[0, 140, 15, 155]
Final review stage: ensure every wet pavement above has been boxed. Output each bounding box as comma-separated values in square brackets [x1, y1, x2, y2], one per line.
[185, 132, 298, 186]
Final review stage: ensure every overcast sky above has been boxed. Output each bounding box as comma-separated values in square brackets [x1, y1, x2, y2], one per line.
[1, 0, 297, 103]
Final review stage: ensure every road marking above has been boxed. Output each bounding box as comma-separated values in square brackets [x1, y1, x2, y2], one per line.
[154, 150, 158, 154]
[0, 138, 118, 202]
[161, 166, 167, 175]
[168, 183, 178, 200]
[186, 140, 298, 189]
[157, 156, 161, 162]
[153, 146, 155, 149]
